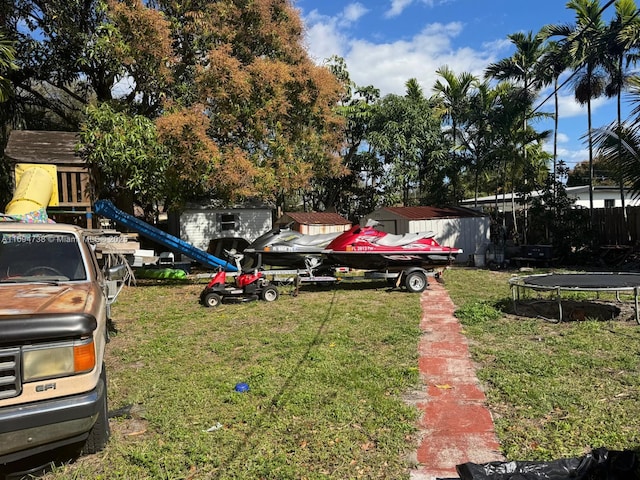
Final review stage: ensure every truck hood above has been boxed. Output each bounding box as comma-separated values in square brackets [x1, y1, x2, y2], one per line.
[0, 283, 95, 316]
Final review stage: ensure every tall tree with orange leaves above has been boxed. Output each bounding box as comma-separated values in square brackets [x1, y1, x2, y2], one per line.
[157, 0, 347, 208]
[6, 0, 346, 210]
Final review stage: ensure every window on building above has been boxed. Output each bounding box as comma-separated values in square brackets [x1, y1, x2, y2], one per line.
[604, 199, 615, 209]
[219, 213, 236, 231]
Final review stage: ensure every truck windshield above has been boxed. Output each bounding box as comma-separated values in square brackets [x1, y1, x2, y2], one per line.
[0, 232, 87, 282]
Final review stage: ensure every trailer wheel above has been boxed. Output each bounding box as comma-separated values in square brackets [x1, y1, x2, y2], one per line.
[404, 271, 428, 293]
[260, 286, 279, 302]
[203, 292, 222, 307]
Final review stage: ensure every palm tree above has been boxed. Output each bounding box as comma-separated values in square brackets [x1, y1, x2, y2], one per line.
[602, 0, 639, 236]
[538, 39, 572, 201]
[432, 66, 478, 204]
[459, 80, 497, 206]
[542, 0, 609, 227]
[486, 31, 547, 242]
[593, 75, 640, 198]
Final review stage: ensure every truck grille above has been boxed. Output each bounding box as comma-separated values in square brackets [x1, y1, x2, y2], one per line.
[0, 348, 21, 399]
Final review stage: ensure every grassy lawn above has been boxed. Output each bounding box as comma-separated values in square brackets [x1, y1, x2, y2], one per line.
[43, 267, 640, 478]
[46, 278, 423, 479]
[446, 268, 640, 461]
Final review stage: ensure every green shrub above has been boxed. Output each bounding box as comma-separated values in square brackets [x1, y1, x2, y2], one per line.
[455, 301, 503, 325]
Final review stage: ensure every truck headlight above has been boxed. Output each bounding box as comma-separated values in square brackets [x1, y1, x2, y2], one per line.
[23, 339, 96, 382]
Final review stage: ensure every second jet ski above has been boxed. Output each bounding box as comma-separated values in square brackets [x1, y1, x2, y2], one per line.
[243, 224, 342, 269]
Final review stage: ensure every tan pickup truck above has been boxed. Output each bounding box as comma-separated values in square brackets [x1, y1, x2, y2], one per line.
[0, 220, 126, 464]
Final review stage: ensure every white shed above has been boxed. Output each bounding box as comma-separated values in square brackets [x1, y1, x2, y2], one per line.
[363, 206, 490, 264]
[177, 205, 273, 252]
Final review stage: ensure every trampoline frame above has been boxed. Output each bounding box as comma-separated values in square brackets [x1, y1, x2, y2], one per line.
[509, 272, 640, 324]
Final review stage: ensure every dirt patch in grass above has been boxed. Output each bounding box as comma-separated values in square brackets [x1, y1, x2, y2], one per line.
[109, 403, 150, 438]
[511, 299, 632, 322]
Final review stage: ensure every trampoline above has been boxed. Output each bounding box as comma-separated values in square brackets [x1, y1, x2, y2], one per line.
[509, 272, 640, 324]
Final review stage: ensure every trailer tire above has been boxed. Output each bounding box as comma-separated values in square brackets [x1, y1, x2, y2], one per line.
[404, 271, 428, 293]
[203, 292, 222, 308]
[260, 286, 279, 302]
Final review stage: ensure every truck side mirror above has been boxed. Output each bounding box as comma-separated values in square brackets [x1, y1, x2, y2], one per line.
[106, 264, 128, 281]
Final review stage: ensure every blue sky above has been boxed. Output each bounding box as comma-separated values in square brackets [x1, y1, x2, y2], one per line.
[294, 0, 629, 171]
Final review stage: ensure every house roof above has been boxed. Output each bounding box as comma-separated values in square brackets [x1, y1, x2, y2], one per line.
[460, 185, 636, 206]
[380, 206, 487, 220]
[279, 212, 351, 226]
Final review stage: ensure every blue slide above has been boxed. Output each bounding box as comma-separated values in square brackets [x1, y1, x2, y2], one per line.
[94, 200, 237, 272]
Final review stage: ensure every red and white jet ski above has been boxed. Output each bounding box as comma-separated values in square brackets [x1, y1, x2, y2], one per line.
[324, 220, 462, 271]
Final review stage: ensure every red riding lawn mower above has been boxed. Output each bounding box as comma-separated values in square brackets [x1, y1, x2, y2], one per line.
[200, 250, 279, 308]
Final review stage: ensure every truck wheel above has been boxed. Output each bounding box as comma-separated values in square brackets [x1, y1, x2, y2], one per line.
[81, 367, 110, 455]
[260, 286, 279, 302]
[203, 292, 222, 308]
[404, 271, 428, 293]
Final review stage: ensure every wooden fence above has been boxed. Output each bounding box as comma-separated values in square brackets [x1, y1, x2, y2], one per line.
[592, 206, 640, 245]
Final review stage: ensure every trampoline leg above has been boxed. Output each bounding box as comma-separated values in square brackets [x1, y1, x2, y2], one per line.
[556, 287, 563, 322]
[635, 287, 639, 325]
[511, 284, 518, 315]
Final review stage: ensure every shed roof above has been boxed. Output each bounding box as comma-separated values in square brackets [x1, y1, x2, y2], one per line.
[279, 212, 351, 226]
[4, 130, 84, 166]
[379, 206, 487, 220]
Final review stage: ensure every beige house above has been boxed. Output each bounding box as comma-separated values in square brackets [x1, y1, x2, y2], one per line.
[275, 212, 352, 235]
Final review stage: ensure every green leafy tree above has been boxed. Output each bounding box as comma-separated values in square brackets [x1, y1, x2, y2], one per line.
[529, 162, 591, 257]
[367, 79, 446, 206]
[307, 56, 382, 221]
[566, 156, 618, 186]
[0, 30, 18, 209]
[5, 0, 173, 127]
[77, 103, 170, 215]
[458, 80, 499, 206]
[0, 30, 16, 103]
[6, 0, 346, 211]
[592, 76, 640, 197]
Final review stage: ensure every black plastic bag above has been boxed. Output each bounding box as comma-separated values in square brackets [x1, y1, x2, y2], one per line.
[456, 448, 639, 480]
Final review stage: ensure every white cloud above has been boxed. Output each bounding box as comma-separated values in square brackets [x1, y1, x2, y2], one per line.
[385, 0, 451, 18]
[303, 12, 499, 95]
[304, 15, 348, 61]
[299, 1, 611, 166]
[303, 4, 370, 62]
[556, 146, 589, 167]
[385, 0, 414, 18]
[342, 3, 369, 24]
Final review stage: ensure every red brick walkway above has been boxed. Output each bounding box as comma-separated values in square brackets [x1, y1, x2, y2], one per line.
[409, 282, 504, 480]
